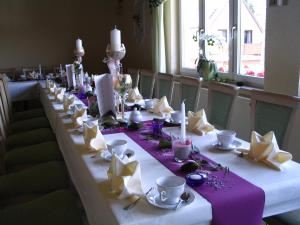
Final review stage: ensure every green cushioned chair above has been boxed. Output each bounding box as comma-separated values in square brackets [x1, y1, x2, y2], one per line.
[0, 189, 82, 225]
[208, 81, 239, 129]
[6, 128, 55, 150]
[0, 161, 68, 198]
[13, 108, 45, 122]
[156, 72, 174, 103]
[9, 116, 50, 134]
[250, 90, 300, 149]
[5, 142, 62, 169]
[179, 76, 202, 112]
[139, 69, 156, 99]
[265, 210, 300, 225]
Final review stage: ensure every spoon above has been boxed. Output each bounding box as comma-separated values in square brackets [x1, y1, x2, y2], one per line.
[174, 192, 190, 210]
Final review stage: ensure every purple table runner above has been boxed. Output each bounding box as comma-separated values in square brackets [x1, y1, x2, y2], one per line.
[102, 122, 265, 225]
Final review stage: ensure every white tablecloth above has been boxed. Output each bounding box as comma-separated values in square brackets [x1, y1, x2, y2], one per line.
[8, 81, 40, 101]
[39, 82, 300, 225]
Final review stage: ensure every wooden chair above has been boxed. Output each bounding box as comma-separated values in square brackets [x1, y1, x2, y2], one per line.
[179, 76, 203, 112]
[155, 72, 175, 103]
[127, 68, 140, 88]
[139, 69, 156, 99]
[0, 68, 17, 80]
[207, 81, 240, 129]
[22, 67, 39, 76]
[250, 89, 300, 149]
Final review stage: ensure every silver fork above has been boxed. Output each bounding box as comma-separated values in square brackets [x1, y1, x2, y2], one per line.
[123, 187, 153, 210]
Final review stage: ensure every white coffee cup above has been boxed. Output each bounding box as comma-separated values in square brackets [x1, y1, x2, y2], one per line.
[144, 99, 154, 109]
[107, 140, 127, 157]
[217, 130, 236, 147]
[170, 111, 182, 123]
[156, 176, 186, 205]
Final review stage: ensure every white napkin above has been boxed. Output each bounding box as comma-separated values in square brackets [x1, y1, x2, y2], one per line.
[187, 109, 214, 135]
[49, 83, 57, 95]
[94, 74, 115, 116]
[107, 155, 143, 199]
[83, 121, 98, 147]
[28, 71, 39, 79]
[71, 105, 87, 127]
[127, 87, 143, 102]
[149, 96, 173, 116]
[55, 88, 65, 102]
[89, 131, 107, 151]
[63, 95, 75, 112]
[248, 131, 292, 170]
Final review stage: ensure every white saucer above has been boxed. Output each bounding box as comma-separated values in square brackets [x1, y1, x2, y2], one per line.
[213, 140, 242, 151]
[125, 100, 144, 107]
[146, 189, 194, 209]
[100, 149, 135, 161]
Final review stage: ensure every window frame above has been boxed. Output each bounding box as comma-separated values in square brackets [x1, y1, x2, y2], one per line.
[179, 0, 265, 88]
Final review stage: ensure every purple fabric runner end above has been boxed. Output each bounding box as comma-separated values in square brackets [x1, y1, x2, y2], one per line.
[102, 122, 265, 225]
[74, 92, 88, 106]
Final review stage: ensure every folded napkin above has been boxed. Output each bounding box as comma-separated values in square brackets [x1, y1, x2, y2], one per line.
[49, 83, 57, 95]
[71, 105, 87, 127]
[127, 87, 143, 102]
[107, 155, 143, 199]
[55, 88, 65, 102]
[28, 71, 39, 79]
[247, 131, 292, 170]
[89, 131, 107, 151]
[187, 109, 214, 135]
[83, 121, 98, 147]
[63, 95, 75, 112]
[46, 80, 55, 90]
[149, 96, 173, 116]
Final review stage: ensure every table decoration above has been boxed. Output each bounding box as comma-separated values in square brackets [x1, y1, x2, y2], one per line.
[73, 38, 85, 91]
[65, 64, 75, 90]
[55, 87, 65, 102]
[107, 154, 143, 199]
[246, 131, 292, 170]
[149, 96, 173, 116]
[187, 109, 214, 135]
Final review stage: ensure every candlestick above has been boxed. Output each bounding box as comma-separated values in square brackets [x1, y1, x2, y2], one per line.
[110, 26, 121, 52]
[181, 101, 186, 141]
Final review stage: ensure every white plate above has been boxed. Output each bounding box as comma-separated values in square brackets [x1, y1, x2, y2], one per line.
[100, 149, 135, 161]
[146, 189, 194, 210]
[125, 100, 145, 107]
[213, 140, 242, 151]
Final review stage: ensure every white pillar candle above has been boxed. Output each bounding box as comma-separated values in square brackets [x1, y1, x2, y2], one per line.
[110, 26, 121, 52]
[39, 64, 42, 75]
[181, 101, 186, 141]
[76, 38, 83, 51]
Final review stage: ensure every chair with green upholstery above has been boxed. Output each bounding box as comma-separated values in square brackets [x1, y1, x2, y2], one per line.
[139, 69, 156, 99]
[155, 72, 175, 104]
[264, 209, 300, 225]
[0, 76, 45, 122]
[250, 89, 300, 149]
[179, 76, 203, 112]
[0, 161, 69, 200]
[207, 81, 240, 129]
[127, 68, 140, 88]
[0, 189, 82, 225]
[4, 141, 63, 171]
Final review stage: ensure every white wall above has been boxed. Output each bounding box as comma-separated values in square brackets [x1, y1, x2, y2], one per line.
[265, 0, 300, 96]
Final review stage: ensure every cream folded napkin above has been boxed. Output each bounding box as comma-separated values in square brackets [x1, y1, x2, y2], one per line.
[248, 131, 292, 170]
[89, 131, 107, 151]
[49, 83, 57, 95]
[46, 80, 53, 89]
[28, 71, 39, 79]
[83, 121, 98, 147]
[55, 88, 65, 102]
[71, 105, 87, 127]
[63, 95, 75, 112]
[187, 109, 214, 135]
[107, 155, 143, 199]
[149, 96, 173, 116]
[127, 87, 143, 102]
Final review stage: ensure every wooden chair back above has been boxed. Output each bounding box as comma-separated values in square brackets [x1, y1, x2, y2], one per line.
[179, 76, 203, 112]
[127, 68, 140, 88]
[0, 68, 17, 80]
[155, 72, 175, 103]
[207, 81, 240, 129]
[139, 69, 156, 99]
[0, 75, 12, 119]
[0, 79, 11, 127]
[250, 89, 300, 149]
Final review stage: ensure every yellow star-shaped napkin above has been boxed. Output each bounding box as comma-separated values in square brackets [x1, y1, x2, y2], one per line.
[149, 96, 173, 116]
[187, 109, 214, 135]
[127, 87, 143, 102]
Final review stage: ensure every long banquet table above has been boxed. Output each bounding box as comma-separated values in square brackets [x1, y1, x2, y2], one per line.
[38, 81, 300, 225]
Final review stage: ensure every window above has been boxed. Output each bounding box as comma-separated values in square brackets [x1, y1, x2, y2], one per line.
[180, 0, 266, 79]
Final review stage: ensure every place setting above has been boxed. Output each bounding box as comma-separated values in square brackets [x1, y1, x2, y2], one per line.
[211, 130, 242, 151]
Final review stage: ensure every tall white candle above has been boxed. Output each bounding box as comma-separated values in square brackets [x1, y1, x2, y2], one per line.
[110, 26, 121, 51]
[181, 101, 186, 141]
[39, 64, 42, 75]
[76, 38, 83, 51]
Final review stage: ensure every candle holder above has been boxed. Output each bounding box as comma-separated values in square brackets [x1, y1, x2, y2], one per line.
[73, 48, 85, 91]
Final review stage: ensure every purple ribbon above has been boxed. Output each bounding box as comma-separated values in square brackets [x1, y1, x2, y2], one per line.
[102, 122, 265, 225]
